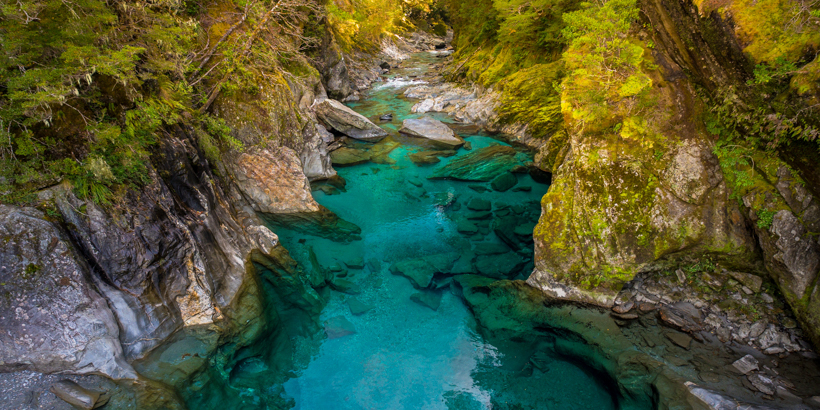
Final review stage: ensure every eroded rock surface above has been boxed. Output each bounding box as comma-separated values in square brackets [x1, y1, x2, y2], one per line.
[0, 206, 135, 380]
[399, 117, 465, 147]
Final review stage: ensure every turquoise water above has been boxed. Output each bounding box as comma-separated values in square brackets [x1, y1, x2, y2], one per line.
[181, 52, 621, 409]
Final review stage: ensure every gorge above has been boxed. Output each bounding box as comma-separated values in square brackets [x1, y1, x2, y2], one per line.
[2, 0, 820, 409]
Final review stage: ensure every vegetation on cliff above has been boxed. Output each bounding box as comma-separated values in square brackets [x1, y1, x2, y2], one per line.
[0, 0, 438, 205]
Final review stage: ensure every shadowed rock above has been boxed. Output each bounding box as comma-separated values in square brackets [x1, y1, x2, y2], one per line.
[324, 316, 356, 339]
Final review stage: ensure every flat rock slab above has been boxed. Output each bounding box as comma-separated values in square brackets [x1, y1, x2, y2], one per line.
[330, 278, 361, 294]
[347, 298, 374, 315]
[408, 150, 456, 165]
[50, 380, 105, 410]
[315, 99, 388, 141]
[429, 145, 521, 181]
[732, 355, 759, 375]
[324, 316, 356, 339]
[410, 291, 443, 311]
[666, 332, 693, 350]
[399, 117, 465, 147]
[390, 259, 437, 288]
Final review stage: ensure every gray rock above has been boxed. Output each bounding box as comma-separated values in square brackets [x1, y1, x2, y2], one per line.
[731, 355, 759, 375]
[0, 205, 136, 380]
[315, 98, 388, 141]
[747, 373, 776, 395]
[399, 117, 465, 147]
[750, 321, 767, 338]
[727, 271, 763, 293]
[666, 332, 693, 350]
[50, 380, 104, 410]
[758, 325, 780, 349]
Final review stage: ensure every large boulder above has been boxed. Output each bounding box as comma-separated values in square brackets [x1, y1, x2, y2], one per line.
[0, 205, 136, 380]
[399, 117, 465, 147]
[314, 99, 388, 141]
[228, 146, 321, 214]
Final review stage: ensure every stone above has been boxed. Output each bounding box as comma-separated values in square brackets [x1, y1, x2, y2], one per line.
[347, 298, 374, 315]
[727, 271, 763, 293]
[466, 211, 493, 220]
[493, 216, 523, 251]
[331, 147, 371, 166]
[410, 291, 443, 311]
[0, 206, 136, 380]
[473, 243, 511, 255]
[512, 186, 532, 192]
[399, 117, 465, 147]
[731, 355, 759, 375]
[379, 113, 393, 121]
[390, 259, 437, 288]
[659, 302, 703, 333]
[408, 150, 456, 164]
[431, 192, 458, 207]
[475, 253, 527, 279]
[758, 325, 780, 349]
[345, 257, 365, 269]
[324, 316, 356, 339]
[612, 301, 634, 314]
[229, 147, 321, 214]
[456, 220, 479, 235]
[750, 321, 767, 338]
[50, 380, 103, 410]
[666, 332, 693, 350]
[468, 185, 491, 193]
[408, 177, 424, 187]
[491, 172, 517, 192]
[514, 223, 536, 237]
[782, 317, 798, 329]
[429, 145, 522, 181]
[315, 99, 388, 141]
[330, 278, 361, 294]
[698, 372, 721, 384]
[675, 269, 686, 284]
[747, 373, 776, 395]
[764, 346, 785, 355]
[466, 198, 492, 211]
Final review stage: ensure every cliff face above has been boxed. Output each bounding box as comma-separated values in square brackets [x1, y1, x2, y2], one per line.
[526, 0, 820, 347]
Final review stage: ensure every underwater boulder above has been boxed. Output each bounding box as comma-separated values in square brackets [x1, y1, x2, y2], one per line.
[324, 316, 357, 339]
[429, 145, 522, 181]
[330, 147, 371, 166]
[491, 172, 517, 192]
[347, 298, 374, 315]
[410, 291, 443, 311]
[475, 253, 527, 279]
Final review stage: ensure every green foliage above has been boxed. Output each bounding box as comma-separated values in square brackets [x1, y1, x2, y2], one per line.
[497, 62, 564, 140]
[561, 0, 652, 125]
[325, 0, 437, 51]
[756, 209, 776, 230]
[749, 57, 799, 85]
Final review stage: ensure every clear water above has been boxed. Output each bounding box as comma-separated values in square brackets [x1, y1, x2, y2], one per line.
[181, 52, 620, 410]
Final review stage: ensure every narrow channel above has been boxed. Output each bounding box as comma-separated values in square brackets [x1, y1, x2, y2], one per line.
[182, 52, 623, 410]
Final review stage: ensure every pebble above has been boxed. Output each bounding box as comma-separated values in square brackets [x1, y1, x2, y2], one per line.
[731, 355, 759, 375]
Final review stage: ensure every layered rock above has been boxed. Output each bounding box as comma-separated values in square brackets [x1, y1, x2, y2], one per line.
[0, 206, 135, 380]
[314, 98, 388, 141]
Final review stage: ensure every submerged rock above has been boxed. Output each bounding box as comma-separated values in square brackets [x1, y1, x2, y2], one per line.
[491, 172, 517, 192]
[429, 145, 521, 181]
[408, 149, 456, 164]
[410, 291, 443, 311]
[347, 298, 374, 315]
[399, 117, 465, 147]
[50, 380, 106, 410]
[331, 147, 371, 166]
[475, 253, 527, 279]
[390, 259, 436, 288]
[466, 198, 492, 211]
[324, 316, 356, 339]
[314, 99, 388, 141]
